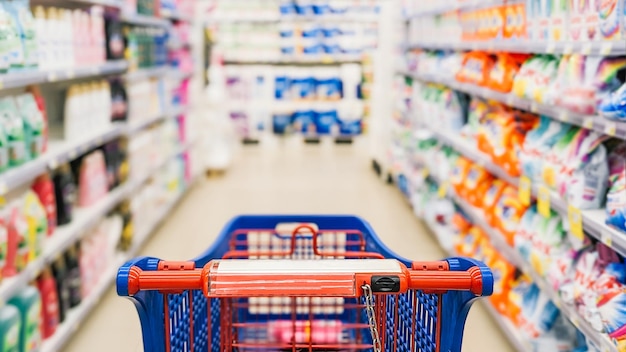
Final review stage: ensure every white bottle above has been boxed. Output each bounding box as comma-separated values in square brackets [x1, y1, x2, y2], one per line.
[45, 7, 60, 70]
[71, 10, 82, 65]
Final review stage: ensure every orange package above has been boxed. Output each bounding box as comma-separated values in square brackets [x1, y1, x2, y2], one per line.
[463, 165, 494, 207]
[455, 225, 486, 257]
[482, 179, 509, 227]
[451, 157, 473, 199]
[485, 53, 530, 93]
[456, 52, 494, 86]
[487, 6, 506, 40]
[488, 254, 518, 316]
[493, 186, 528, 245]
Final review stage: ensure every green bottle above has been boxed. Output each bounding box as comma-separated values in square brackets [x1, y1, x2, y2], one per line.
[0, 305, 20, 352]
[0, 98, 26, 167]
[8, 286, 41, 352]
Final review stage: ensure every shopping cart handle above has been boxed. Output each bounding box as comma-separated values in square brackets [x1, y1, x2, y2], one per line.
[123, 259, 487, 297]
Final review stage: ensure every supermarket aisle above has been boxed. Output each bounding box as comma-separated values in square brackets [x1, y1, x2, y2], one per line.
[65, 141, 513, 352]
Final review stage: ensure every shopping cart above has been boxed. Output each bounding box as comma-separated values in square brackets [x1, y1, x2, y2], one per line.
[117, 215, 493, 352]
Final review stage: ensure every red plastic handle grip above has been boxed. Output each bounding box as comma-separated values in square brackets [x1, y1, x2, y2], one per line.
[408, 266, 483, 295]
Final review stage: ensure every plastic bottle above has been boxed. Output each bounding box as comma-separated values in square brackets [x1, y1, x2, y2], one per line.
[53, 164, 77, 226]
[31, 175, 56, 237]
[0, 97, 27, 167]
[8, 286, 41, 352]
[64, 244, 81, 308]
[0, 304, 21, 352]
[51, 255, 70, 323]
[15, 93, 44, 160]
[36, 268, 59, 339]
[32, 6, 47, 70]
[22, 191, 46, 262]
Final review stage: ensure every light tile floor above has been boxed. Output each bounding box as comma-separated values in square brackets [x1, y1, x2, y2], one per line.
[64, 140, 513, 352]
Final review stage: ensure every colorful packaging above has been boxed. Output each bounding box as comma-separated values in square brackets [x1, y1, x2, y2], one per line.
[520, 117, 572, 182]
[0, 97, 26, 166]
[3, 0, 37, 68]
[22, 191, 46, 262]
[550, 0, 569, 41]
[494, 185, 528, 245]
[0, 304, 20, 352]
[598, 0, 622, 40]
[14, 93, 44, 160]
[528, 210, 568, 276]
[8, 286, 41, 352]
[483, 180, 509, 227]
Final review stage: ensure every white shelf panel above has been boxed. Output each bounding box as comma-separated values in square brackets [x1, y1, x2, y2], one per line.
[125, 66, 171, 81]
[160, 10, 193, 22]
[405, 0, 503, 18]
[407, 40, 626, 56]
[401, 70, 626, 148]
[211, 15, 378, 24]
[120, 13, 170, 27]
[0, 60, 128, 91]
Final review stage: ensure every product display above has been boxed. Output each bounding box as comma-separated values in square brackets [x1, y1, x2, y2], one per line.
[0, 0, 200, 350]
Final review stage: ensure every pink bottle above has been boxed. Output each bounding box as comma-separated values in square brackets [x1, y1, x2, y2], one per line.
[78, 151, 108, 207]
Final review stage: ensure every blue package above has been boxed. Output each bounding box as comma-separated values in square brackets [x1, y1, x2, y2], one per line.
[313, 3, 332, 15]
[292, 110, 317, 133]
[291, 77, 316, 100]
[280, 2, 298, 15]
[599, 84, 626, 120]
[322, 27, 342, 37]
[279, 28, 294, 38]
[339, 118, 362, 135]
[315, 110, 339, 134]
[274, 76, 291, 100]
[273, 113, 292, 135]
[316, 78, 342, 100]
[303, 43, 324, 55]
[302, 26, 321, 38]
[323, 44, 343, 54]
[296, 3, 315, 16]
[280, 46, 295, 55]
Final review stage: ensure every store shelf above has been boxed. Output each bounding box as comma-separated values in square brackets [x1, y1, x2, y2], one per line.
[40, 168, 196, 352]
[125, 66, 171, 81]
[223, 55, 363, 65]
[33, 0, 123, 7]
[0, 125, 123, 195]
[160, 9, 193, 22]
[120, 13, 170, 27]
[407, 40, 626, 56]
[0, 60, 128, 91]
[0, 183, 128, 305]
[40, 261, 120, 352]
[413, 119, 626, 259]
[420, 169, 618, 352]
[404, 0, 503, 18]
[123, 105, 186, 135]
[400, 70, 626, 142]
[210, 15, 378, 24]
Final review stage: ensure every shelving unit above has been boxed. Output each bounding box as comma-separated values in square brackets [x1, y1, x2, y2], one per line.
[120, 13, 171, 27]
[407, 41, 626, 56]
[399, 71, 626, 140]
[223, 55, 364, 65]
[0, 60, 129, 91]
[125, 66, 171, 81]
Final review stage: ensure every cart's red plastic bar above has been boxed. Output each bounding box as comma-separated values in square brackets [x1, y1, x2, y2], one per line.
[125, 259, 485, 297]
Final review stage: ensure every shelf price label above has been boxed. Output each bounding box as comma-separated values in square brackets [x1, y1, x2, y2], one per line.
[438, 181, 449, 198]
[519, 175, 532, 206]
[546, 42, 556, 53]
[421, 168, 429, 179]
[558, 110, 569, 122]
[601, 42, 614, 55]
[530, 101, 539, 113]
[583, 117, 594, 129]
[581, 42, 592, 55]
[567, 205, 584, 241]
[537, 185, 551, 218]
[601, 229, 613, 248]
[563, 43, 574, 55]
[605, 121, 617, 136]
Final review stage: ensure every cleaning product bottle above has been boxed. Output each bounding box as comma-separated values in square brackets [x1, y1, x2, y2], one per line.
[22, 191, 46, 262]
[0, 214, 8, 281]
[8, 286, 41, 352]
[65, 244, 81, 308]
[3, 206, 19, 278]
[15, 93, 44, 160]
[8, 202, 29, 273]
[53, 164, 76, 226]
[0, 304, 20, 352]
[0, 97, 26, 167]
[31, 174, 56, 236]
[26, 87, 48, 154]
[51, 255, 69, 323]
[36, 267, 59, 339]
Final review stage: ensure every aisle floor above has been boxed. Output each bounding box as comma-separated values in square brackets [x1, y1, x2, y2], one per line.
[65, 141, 513, 352]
